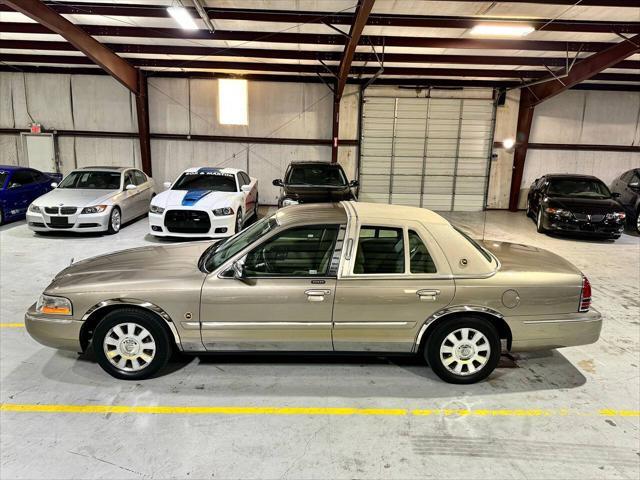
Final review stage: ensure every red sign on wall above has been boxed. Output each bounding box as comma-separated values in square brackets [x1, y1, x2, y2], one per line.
[30, 123, 42, 134]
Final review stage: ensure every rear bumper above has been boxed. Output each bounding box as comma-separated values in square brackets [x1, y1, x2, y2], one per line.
[24, 304, 83, 352]
[508, 308, 602, 352]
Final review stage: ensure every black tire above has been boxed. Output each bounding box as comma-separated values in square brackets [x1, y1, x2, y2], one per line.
[635, 209, 640, 234]
[425, 316, 501, 384]
[234, 208, 243, 234]
[107, 206, 121, 235]
[536, 208, 546, 233]
[93, 308, 171, 380]
[0, 209, 4, 225]
[525, 200, 532, 218]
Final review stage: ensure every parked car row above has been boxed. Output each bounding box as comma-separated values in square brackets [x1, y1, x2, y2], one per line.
[527, 170, 640, 238]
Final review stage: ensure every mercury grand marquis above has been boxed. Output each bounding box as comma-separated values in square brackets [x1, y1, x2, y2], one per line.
[25, 202, 601, 383]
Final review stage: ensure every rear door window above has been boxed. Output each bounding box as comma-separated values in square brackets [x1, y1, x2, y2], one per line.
[354, 226, 405, 274]
[408, 230, 437, 273]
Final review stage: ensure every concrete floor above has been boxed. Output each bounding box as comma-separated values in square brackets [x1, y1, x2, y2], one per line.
[1, 208, 638, 479]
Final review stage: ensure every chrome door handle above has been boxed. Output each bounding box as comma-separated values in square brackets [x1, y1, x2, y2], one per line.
[305, 289, 331, 302]
[416, 289, 440, 301]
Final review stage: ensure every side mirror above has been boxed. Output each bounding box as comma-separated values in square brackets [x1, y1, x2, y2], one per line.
[241, 185, 252, 193]
[163, 181, 172, 189]
[232, 260, 245, 279]
[611, 192, 621, 198]
[125, 184, 137, 191]
[628, 181, 640, 191]
[349, 180, 359, 187]
[50, 182, 58, 188]
[272, 179, 283, 187]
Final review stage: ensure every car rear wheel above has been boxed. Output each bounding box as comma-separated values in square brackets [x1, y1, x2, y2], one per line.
[93, 308, 170, 380]
[425, 316, 501, 384]
[235, 208, 243, 234]
[107, 207, 121, 234]
[536, 209, 546, 233]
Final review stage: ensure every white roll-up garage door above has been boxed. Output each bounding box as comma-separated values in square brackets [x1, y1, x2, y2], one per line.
[359, 93, 495, 211]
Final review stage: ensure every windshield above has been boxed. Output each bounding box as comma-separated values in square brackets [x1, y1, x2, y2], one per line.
[173, 171, 237, 192]
[0, 171, 8, 188]
[202, 215, 278, 272]
[286, 164, 347, 186]
[58, 171, 121, 190]
[454, 227, 495, 264]
[547, 179, 611, 199]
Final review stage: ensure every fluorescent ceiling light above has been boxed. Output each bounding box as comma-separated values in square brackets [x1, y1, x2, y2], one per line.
[502, 138, 515, 149]
[470, 24, 535, 37]
[219, 79, 248, 126]
[167, 6, 198, 30]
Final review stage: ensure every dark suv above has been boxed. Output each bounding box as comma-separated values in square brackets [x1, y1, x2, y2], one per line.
[273, 161, 358, 208]
[526, 174, 626, 239]
[610, 168, 640, 234]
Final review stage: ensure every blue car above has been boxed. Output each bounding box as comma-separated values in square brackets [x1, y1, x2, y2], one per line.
[0, 165, 62, 225]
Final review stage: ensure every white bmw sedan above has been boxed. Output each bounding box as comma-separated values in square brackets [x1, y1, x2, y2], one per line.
[27, 166, 155, 234]
[149, 167, 258, 238]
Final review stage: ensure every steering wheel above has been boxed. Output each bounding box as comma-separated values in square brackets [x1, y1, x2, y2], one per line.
[261, 247, 277, 273]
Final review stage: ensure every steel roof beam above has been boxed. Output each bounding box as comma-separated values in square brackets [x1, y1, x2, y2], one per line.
[1, 3, 637, 34]
[0, 21, 618, 52]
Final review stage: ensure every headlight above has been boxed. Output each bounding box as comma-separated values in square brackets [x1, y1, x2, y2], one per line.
[213, 207, 234, 216]
[282, 198, 299, 207]
[606, 212, 626, 221]
[36, 294, 72, 316]
[150, 205, 165, 214]
[81, 205, 107, 214]
[28, 204, 41, 213]
[545, 207, 573, 218]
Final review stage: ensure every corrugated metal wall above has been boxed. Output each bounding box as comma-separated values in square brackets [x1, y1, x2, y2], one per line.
[0, 72, 359, 205]
[518, 90, 640, 206]
[360, 87, 495, 211]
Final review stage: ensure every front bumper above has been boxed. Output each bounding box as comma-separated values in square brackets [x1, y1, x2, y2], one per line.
[24, 303, 83, 352]
[508, 308, 602, 352]
[26, 208, 111, 233]
[543, 214, 624, 238]
[149, 209, 235, 238]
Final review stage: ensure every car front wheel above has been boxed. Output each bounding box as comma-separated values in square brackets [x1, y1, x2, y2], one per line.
[536, 208, 546, 233]
[425, 316, 501, 384]
[107, 207, 121, 234]
[235, 208, 243, 234]
[93, 308, 170, 380]
[636, 209, 640, 234]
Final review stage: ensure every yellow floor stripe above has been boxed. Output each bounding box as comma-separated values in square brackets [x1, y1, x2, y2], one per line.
[0, 323, 24, 328]
[1, 404, 638, 417]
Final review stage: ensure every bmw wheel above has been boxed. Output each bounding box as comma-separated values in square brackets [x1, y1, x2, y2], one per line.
[107, 207, 121, 234]
[636, 209, 640, 234]
[235, 208, 243, 234]
[536, 208, 546, 233]
[93, 308, 170, 380]
[425, 316, 501, 384]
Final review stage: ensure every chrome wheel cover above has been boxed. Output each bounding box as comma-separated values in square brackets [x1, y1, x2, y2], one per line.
[439, 328, 491, 376]
[111, 208, 121, 232]
[103, 322, 156, 372]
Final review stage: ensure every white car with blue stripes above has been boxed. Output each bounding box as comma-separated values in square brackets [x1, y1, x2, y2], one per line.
[149, 167, 258, 238]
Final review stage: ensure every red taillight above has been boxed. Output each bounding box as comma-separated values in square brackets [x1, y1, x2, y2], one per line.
[579, 276, 591, 312]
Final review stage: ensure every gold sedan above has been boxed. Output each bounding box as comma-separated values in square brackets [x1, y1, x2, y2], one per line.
[25, 202, 601, 383]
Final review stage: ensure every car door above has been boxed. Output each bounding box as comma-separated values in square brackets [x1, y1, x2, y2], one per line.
[120, 170, 141, 221]
[199, 223, 342, 351]
[239, 171, 256, 218]
[332, 222, 455, 352]
[620, 171, 639, 209]
[7, 169, 39, 216]
[133, 170, 153, 216]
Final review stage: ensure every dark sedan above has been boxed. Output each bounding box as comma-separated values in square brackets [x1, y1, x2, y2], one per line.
[610, 168, 640, 234]
[526, 174, 626, 239]
[0, 165, 62, 225]
[273, 161, 358, 208]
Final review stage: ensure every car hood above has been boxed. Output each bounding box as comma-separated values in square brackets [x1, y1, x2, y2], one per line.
[47, 242, 212, 292]
[282, 184, 353, 202]
[32, 188, 118, 208]
[153, 189, 240, 209]
[546, 196, 622, 213]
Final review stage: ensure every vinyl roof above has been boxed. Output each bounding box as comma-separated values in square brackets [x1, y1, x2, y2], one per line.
[0, 0, 638, 91]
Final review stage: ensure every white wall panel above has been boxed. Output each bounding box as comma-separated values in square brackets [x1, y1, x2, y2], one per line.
[71, 75, 136, 132]
[148, 77, 190, 135]
[0, 135, 20, 165]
